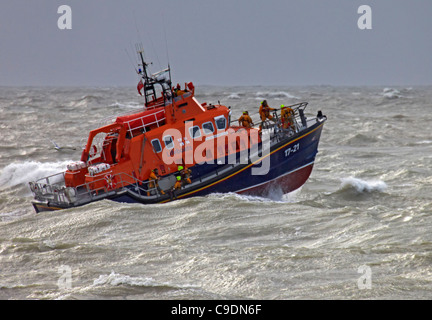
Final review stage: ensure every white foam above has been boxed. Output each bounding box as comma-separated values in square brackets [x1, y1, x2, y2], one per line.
[255, 91, 300, 100]
[207, 187, 302, 203]
[340, 177, 387, 193]
[109, 101, 142, 109]
[416, 140, 432, 145]
[0, 161, 71, 189]
[382, 88, 402, 99]
[93, 271, 157, 287]
[227, 93, 241, 99]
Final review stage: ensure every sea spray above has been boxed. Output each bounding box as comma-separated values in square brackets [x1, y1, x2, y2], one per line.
[0, 161, 71, 189]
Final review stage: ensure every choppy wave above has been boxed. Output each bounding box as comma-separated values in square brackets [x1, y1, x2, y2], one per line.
[206, 187, 302, 204]
[223, 90, 300, 101]
[68, 95, 104, 108]
[0, 161, 70, 189]
[343, 133, 379, 146]
[382, 88, 403, 99]
[93, 272, 168, 288]
[227, 93, 242, 100]
[109, 101, 142, 109]
[340, 177, 387, 193]
[255, 91, 300, 100]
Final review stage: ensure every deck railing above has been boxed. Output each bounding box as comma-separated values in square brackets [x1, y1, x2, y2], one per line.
[123, 109, 166, 138]
[29, 170, 163, 207]
[231, 101, 311, 135]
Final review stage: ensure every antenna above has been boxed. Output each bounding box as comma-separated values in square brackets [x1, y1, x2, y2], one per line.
[162, 13, 170, 67]
[124, 48, 138, 74]
[135, 43, 151, 80]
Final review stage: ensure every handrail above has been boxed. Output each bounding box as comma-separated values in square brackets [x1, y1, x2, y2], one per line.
[30, 169, 165, 206]
[231, 101, 310, 133]
[124, 109, 166, 138]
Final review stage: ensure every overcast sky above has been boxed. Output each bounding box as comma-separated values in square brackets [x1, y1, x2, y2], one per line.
[1, 0, 431, 87]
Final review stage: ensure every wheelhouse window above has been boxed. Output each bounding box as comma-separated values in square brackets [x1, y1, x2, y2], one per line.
[202, 121, 215, 135]
[151, 139, 162, 153]
[163, 135, 174, 149]
[214, 115, 227, 130]
[189, 125, 202, 139]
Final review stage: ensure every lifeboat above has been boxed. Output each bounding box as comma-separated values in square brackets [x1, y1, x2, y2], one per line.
[29, 48, 327, 213]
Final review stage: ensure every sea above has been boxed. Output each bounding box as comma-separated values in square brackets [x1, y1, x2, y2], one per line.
[0, 85, 431, 300]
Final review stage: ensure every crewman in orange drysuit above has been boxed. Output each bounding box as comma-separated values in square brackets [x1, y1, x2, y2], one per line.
[148, 168, 165, 196]
[238, 111, 254, 128]
[280, 104, 296, 130]
[259, 100, 275, 122]
[178, 165, 192, 185]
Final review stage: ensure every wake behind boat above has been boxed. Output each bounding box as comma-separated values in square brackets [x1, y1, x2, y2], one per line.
[29, 48, 327, 213]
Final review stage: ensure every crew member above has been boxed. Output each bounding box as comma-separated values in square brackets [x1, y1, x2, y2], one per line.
[147, 168, 165, 196]
[173, 176, 182, 190]
[174, 83, 185, 97]
[238, 111, 254, 128]
[280, 104, 295, 130]
[168, 176, 183, 201]
[259, 100, 276, 132]
[178, 165, 192, 185]
[259, 100, 275, 122]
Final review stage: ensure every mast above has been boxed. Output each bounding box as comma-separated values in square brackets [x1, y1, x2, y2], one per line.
[136, 44, 154, 107]
[136, 43, 173, 111]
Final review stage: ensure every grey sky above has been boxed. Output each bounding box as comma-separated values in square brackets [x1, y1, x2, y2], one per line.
[1, 0, 431, 86]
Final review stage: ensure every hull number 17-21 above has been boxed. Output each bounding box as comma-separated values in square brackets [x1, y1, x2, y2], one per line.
[285, 143, 300, 157]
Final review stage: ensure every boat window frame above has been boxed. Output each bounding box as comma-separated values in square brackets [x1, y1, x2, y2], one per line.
[214, 115, 227, 131]
[151, 138, 162, 153]
[163, 135, 174, 150]
[202, 121, 215, 135]
[189, 125, 202, 140]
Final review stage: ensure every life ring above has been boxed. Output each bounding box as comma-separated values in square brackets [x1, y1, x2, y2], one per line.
[104, 174, 117, 190]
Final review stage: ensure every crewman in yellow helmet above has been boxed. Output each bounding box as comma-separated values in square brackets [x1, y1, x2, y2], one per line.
[178, 165, 192, 185]
[173, 176, 182, 190]
[238, 111, 254, 128]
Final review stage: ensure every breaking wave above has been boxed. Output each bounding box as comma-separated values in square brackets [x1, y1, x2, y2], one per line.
[69, 95, 104, 107]
[340, 177, 387, 193]
[93, 272, 160, 287]
[255, 91, 300, 100]
[223, 90, 300, 101]
[382, 88, 403, 99]
[109, 101, 142, 109]
[0, 161, 71, 189]
[92, 271, 191, 290]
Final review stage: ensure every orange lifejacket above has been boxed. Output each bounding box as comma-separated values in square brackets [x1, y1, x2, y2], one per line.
[238, 114, 253, 128]
[259, 104, 274, 121]
[149, 171, 159, 188]
[281, 107, 295, 129]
